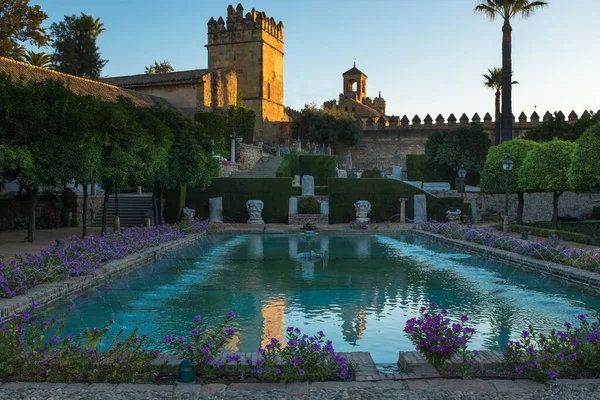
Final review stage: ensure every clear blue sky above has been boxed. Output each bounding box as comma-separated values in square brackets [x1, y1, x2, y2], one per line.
[32, 0, 599, 119]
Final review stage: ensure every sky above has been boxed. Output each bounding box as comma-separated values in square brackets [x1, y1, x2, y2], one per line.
[30, 0, 600, 120]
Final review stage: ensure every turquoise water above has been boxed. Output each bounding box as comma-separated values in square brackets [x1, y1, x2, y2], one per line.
[38, 233, 600, 364]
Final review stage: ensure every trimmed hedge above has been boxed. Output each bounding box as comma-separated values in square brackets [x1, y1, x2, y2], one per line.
[361, 169, 382, 178]
[291, 186, 328, 196]
[276, 154, 337, 186]
[495, 224, 592, 245]
[406, 154, 480, 187]
[164, 185, 186, 223]
[528, 220, 600, 245]
[298, 197, 320, 214]
[329, 178, 457, 223]
[185, 178, 292, 223]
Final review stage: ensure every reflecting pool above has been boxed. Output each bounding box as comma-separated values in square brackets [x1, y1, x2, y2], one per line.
[38, 233, 600, 363]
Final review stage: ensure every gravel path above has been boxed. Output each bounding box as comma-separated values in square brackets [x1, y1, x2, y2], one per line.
[1, 380, 600, 400]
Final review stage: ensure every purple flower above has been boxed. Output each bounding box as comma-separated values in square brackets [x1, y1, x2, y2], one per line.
[578, 314, 586, 321]
[31, 302, 40, 309]
[516, 365, 526, 374]
[317, 330, 325, 337]
[164, 335, 174, 344]
[226, 328, 235, 336]
[52, 336, 60, 345]
[21, 312, 30, 322]
[564, 322, 572, 329]
[467, 359, 475, 365]
[568, 353, 577, 362]
[270, 338, 279, 345]
[258, 348, 265, 354]
[429, 302, 438, 309]
[521, 330, 529, 338]
[190, 328, 199, 337]
[201, 346, 210, 354]
[461, 315, 469, 322]
[287, 339, 297, 347]
[275, 368, 281, 375]
[193, 315, 202, 322]
[298, 368, 305, 376]
[227, 311, 235, 319]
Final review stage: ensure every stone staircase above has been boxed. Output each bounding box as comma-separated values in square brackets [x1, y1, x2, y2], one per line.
[230, 155, 282, 178]
[91, 194, 153, 228]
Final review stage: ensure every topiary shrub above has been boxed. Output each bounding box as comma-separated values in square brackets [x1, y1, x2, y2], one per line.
[298, 196, 320, 214]
[360, 169, 382, 178]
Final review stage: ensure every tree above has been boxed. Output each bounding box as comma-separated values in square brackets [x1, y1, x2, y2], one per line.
[475, 0, 548, 142]
[524, 111, 600, 142]
[519, 141, 575, 228]
[293, 103, 362, 149]
[480, 139, 540, 223]
[424, 124, 491, 179]
[50, 13, 107, 78]
[90, 16, 105, 38]
[0, 0, 50, 60]
[483, 67, 518, 145]
[145, 60, 174, 74]
[228, 93, 256, 144]
[23, 50, 53, 68]
[568, 121, 600, 192]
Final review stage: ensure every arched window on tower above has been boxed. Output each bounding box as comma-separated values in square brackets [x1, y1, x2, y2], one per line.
[267, 83, 271, 100]
[345, 107, 348, 112]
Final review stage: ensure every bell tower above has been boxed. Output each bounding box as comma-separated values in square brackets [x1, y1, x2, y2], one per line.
[342, 63, 367, 103]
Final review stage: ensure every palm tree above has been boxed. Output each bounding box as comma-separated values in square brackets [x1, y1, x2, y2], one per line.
[483, 67, 518, 145]
[23, 50, 54, 68]
[475, 0, 548, 142]
[90, 16, 105, 38]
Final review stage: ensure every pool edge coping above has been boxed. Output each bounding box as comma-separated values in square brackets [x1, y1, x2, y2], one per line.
[413, 230, 600, 293]
[0, 232, 206, 318]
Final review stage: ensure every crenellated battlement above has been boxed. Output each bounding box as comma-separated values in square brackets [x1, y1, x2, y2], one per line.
[356, 110, 597, 132]
[207, 3, 284, 45]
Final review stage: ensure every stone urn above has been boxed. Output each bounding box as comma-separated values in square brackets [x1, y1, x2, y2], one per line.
[246, 200, 265, 224]
[354, 200, 372, 223]
[445, 207, 462, 223]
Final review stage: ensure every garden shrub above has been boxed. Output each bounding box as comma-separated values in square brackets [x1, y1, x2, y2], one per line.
[499, 224, 592, 245]
[315, 186, 328, 195]
[164, 184, 187, 223]
[298, 197, 320, 214]
[185, 178, 292, 223]
[194, 112, 230, 158]
[504, 314, 600, 381]
[276, 154, 337, 186]
[528, 221, 600, 245]
[360, 169, 382, 178]
[428, 197, 465, 221]
[291, 186, 301, 196]
[406, 154, 456, 184]
[0, 305, 159, 383]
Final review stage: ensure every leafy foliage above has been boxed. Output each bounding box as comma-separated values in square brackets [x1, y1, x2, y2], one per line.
[298, 197, 320, 214]
[23, 50, 53, 68]
[519, 140, 575, 194]
[0, 0, 50, 60]
[50, 13, 107, 78]
[480, 139, 540, 193]
[424, 124, 491, 176]
[360, 168, 382, 179]
[228, 96, 256, 144]
[293, 103, 362, 148]
[568, 121, 600, 191]
[144, 60, 174, 74]
[525, 112, 600, 142]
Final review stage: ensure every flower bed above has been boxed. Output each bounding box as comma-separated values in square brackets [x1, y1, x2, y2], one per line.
[418, 222, 600, 272]
[1, 306, 355, 384]
[0, 220, 211, 298]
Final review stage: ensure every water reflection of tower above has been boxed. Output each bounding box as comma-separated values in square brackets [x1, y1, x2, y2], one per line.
[261, 298, 286, 348]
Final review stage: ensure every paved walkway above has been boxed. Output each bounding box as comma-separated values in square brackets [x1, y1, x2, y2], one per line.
[1, 379, 599, 399]
[0, 227, 102, 261]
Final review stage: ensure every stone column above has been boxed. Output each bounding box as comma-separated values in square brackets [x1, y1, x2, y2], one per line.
[471, 198, 478, 223]
[301, 176, 315, 196]
[248, 235, 264, 260]
[399, 198, 408, 223]
[414, 194, 427, 223]
[230, 137, 236, 163]
[289, 197, 298, 215]
[346, 151, 352, 171]
[209, 197, 223, 222]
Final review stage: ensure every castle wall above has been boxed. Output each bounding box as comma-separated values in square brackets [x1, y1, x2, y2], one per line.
[127, 83, 206, 115]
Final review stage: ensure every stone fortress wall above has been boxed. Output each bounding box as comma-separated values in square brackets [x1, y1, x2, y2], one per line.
[336, 110, 596, 171]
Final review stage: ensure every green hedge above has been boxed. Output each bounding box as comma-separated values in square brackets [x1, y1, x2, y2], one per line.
[329, 178, 451, 223]
[276, 154, 337, 186]
[291, 186, 328, 196]
[361, 169, 382, 178]
[184, 178, 292, 223]
[164, 185, 187, 223]
[496, 224, 593, 245]
[428, 197, 466, 222]
[298, 197, 320, 214]
[528, 221, 600, 245]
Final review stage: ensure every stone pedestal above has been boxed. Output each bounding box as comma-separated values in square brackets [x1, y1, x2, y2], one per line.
[289, 197, 298, 215]
[114, 216, 121, 231]
[354, 200, 372, 223]
[246, 200, 264, 224]
[471, 199, 478, 223]
[414, 195, 427, 223]
[337, 169, 347, 178]
[293, 175, 301, 186]
[209, 197, 223, 222]
[399, 198, 408, 223]
[230, 138, 236, 164]
[392, 166, 402, 181]
[319, 200, 329, 215]
[346, 151, 353, 171]
[301, 175, 315, 196]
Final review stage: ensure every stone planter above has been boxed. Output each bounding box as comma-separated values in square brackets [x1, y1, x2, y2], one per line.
[354, 200, 372, 223]
[246, 200, 264, 224]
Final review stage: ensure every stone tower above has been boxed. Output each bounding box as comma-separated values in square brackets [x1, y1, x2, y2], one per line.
[342, 63, 367, 103]
[207, 4, 286, 134]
